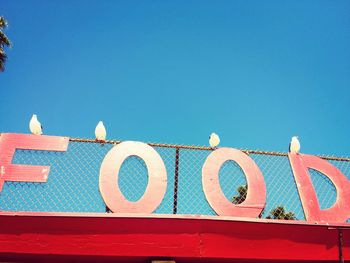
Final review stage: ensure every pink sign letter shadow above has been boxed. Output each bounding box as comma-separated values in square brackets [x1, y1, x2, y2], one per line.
[0, 133, 69, 192]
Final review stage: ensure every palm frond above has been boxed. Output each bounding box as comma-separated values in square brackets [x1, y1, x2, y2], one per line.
[0, 16, 10, 72]
[0, 31, 10, 48]
[0, 17, 8, 29]
[0, 52, 6, 72]
[232, 185, 248, 204]
[266, 205, 296, 220]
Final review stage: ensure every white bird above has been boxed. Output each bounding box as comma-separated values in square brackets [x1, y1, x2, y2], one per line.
[95, 121, 106, 141]
[209, 132, 220, 148]
[29, 114, 43, 135]
[289, 136, 300, 153]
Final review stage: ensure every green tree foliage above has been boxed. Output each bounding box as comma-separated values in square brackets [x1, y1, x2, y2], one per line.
[266, 205, 296, 220]
[232, 184, 247, 204]
[0, 16, 11, 72]
[231, 185, 296, 220]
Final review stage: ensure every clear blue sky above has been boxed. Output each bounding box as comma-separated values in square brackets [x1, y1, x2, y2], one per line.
[1, 1, 350, 156]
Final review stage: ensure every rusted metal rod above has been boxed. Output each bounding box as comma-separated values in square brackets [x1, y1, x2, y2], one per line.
[173, 148, 180, 214]
[339, 229, 344, 263]
[69, 138, 350, 162]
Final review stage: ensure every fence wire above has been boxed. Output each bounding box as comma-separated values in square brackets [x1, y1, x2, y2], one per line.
[0, 139, 349, 223]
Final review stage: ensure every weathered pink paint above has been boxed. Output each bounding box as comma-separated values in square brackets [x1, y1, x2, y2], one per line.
[99, 141, 167, 213]
[202, 147, 266, 217]
[0, 133, 69, 191]
[2, 132, 350, 226]
[289, 153, 350, 223]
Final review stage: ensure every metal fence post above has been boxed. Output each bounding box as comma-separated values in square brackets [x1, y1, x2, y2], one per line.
[173, 147, 180, 214]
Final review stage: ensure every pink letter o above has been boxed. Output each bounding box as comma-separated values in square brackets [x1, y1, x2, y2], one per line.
[202, 147, 266, 217]
[99, 141, 167, 213]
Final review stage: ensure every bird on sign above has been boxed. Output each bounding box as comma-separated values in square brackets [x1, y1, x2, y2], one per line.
[29, 114, 43, 135]
[289, 136, 300, 154]
[95, 121, 106, 141]
[209, 132, 220, 148]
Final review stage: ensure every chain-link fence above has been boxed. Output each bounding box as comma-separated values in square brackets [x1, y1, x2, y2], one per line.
[0, 138, 349, 222]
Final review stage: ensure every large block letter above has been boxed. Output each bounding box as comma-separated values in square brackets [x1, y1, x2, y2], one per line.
[99, 141, 167, 213]
[0, 133, 69, 191]
[289, 153, 350, 223]
[202, 148, 266, 217]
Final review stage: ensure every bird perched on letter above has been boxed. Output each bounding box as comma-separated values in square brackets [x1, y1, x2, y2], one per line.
[209, 132, 220, 148]
[289, 136, 300, 154]
[95, 121, 106, 141]
[29, 114, 43, 135]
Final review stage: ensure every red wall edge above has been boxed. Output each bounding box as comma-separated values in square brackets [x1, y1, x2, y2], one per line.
[0, 213, 348, 262]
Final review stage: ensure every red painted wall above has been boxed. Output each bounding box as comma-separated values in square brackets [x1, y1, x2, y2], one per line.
[0, 212, 348, 262]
